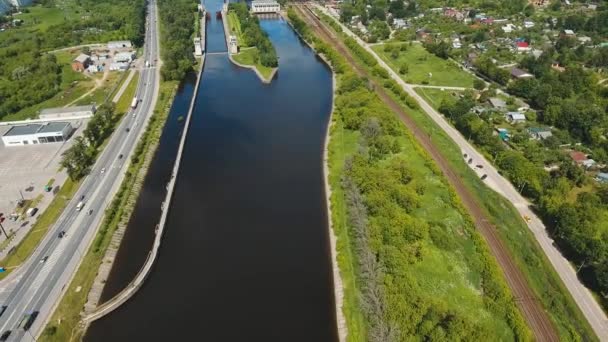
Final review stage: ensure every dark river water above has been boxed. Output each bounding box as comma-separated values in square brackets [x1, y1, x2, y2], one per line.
[85, 0, 337, 340]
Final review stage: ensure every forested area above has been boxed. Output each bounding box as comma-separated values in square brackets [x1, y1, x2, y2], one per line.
[229, 2, 278, 68]
[157, 0, 198, 81]
[289, 8, 530, 341]
[0, 0, 146, 119]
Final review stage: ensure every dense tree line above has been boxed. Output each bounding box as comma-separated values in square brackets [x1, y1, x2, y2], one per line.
[288, 7, 530, 341]
[229, 2, 277, 68]
[157, 0, 198, 81]
[0, 0, 146, 119]
[61, 104, 117, 180]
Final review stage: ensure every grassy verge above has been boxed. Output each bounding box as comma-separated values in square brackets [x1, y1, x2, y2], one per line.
[315, 12, 595, 341]
[39, 80, 179, 342]
[0, 179, 79, 280]
[232, 48, 275, 81]
[115, 72, 141, 113]
[371, 43, 476, 87]
[227, 11, 247, 47]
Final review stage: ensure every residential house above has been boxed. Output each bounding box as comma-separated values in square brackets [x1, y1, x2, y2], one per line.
[561, 29, 576, 38]
[416, 29, 431, 42]
[569, 151, 596, 168]
[443, 8, 465, 21]
[502, 23, 516, 33]
[488, 97, 507, 110]
[515, 41, 531, 52]
[595, 172, 608, 183]
[510, 67, 534, 79]
[506, 112, 526, 123]
[497, 128, 510, 141]
[393, 18, 408, 29]
[71, 54, 91, 72]
[528, 127, 553, 140]
[578, 36, 592, 44]
[452, 38, 462, 49]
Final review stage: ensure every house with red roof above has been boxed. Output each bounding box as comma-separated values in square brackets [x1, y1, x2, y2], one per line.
[515, 41, 531, 52]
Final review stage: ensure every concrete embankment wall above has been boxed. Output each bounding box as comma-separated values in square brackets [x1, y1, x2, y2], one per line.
[82, 19, 207, 325]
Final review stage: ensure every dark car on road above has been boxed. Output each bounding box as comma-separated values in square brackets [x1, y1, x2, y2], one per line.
[58, 231, 66, 238]
[0, 306, 6, 317]
[0, 330, 11, 341]
[118, 154, 123, 159]
[481, 174, 488, 180]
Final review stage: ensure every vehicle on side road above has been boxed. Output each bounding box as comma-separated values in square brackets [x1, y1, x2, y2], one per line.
[481, 174, 488, 180]
[476, 164, 483, 169]
[26, 208, 37, 217]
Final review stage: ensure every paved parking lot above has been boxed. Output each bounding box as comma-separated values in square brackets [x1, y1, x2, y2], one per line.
[0, 120, 86, 240]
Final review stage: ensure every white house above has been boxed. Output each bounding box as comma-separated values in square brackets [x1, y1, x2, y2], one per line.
[506, 112, 526, 123]
[250, 0, 280, 14]
[2, 122, 72, 147]
[114, 51, 135, 63]
[523, 20, 535, 29]
[452, 38, 462, 49]
[194, 37, 203, 56]
[229, 35, 238, 54]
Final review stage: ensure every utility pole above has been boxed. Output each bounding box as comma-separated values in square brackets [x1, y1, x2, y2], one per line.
[0, 213, 9, 240]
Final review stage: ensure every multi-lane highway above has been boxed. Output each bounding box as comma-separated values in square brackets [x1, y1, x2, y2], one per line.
[0, 0, 160, 340]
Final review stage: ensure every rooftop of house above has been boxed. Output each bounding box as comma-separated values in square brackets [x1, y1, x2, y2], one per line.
[73, 54, 90, 64]
[569, 151, 587, 162]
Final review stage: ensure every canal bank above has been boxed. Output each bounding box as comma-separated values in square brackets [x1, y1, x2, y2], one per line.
[85, 1, 338, 340]
[221, 4, 278, 83]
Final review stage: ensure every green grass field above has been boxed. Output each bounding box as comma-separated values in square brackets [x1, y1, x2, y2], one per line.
[328, 99, 517, 341]
[1, 50, 93, 122]
[372, 43, 476, 88]
[14, 6, 76, 32]
[227, 11, 249, 47]
[316, 11, 596, 340]
[115, 72, 140, 113]
[415, 87, 463, 109]
[232, 47, 275, 81]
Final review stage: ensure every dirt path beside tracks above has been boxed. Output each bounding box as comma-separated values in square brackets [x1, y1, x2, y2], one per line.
[294, 4, 558, 341]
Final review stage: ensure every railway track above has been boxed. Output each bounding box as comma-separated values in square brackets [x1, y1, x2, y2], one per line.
[294, 4, 559, 341]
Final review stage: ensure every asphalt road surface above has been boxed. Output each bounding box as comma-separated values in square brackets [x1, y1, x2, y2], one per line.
[0, 0, 160, 340]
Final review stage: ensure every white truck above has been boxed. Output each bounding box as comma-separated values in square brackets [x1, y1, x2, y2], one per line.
[131, 97, 138, 109]
[76, 201, 85, 212]
[145, 60, 150, 67]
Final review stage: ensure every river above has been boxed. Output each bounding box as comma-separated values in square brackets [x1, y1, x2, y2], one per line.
[85, 1, 337, 341]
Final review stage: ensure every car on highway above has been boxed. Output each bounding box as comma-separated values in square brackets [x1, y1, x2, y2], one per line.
[80, 195, 85, 201]
[126, 127, 130, 132]
[0, 330, 11, 341]
[88, 209, 94, 216]
[101, 167, 106, 174]
[118, 154, 124, 159]
[481, 174, 488, 180]
[40, 256, 48, 263]
[58, 231, 66, 238]
[476, 164, 483, 169]
[468, 158, 473, 164]
[22, 311, 38, 331]
[76, 201, 85, 211]
[0, 306, 7, 317]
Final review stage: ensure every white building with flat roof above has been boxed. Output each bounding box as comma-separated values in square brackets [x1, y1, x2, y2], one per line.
[107, 40, 132, 49]
[2, 122, 72, 146]
[39, 104, 96, 120]
[251, 0, 280, 13]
